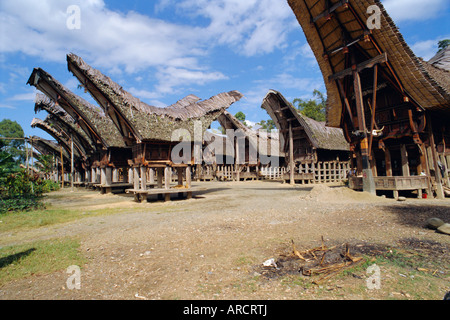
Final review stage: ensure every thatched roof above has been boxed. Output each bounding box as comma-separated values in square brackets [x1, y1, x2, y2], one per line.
[287, 0, 450, 127]
[66, 53, 243, 143]
[29, 136, 70, 162]
[428, 47, 450, 72]
[31, 118, 82, 159]
[261, 89, 349, 153]
[34, 93, 96, 154]
[217, 111, 281, 157]
[27, 68, 126, 149]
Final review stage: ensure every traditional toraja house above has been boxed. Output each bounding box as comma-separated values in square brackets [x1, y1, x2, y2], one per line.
[215, 111, 281, 181]
[30, 117, 86, 186]
[287, 0, 450, 198]
[261, 89, 350, 184]
[28, 137, 70, 183]
[28, 68, 132, 192]
[34, 94, 96, 159]
[66, 53, 243, 201]
[424, 47, 450, 195]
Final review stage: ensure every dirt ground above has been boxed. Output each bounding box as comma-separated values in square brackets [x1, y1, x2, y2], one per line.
[0, 180, 449, 300]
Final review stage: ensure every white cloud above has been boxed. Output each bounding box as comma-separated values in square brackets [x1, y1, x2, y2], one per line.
[174, 0, 295, 56]
[382, 0, 448, 22]
[410, 35, 450, 60]
[0, 104, 16, 109]
[239, 73, 324, 111]
[8, 90, 37, 101]
[3, 0, 293, 98]
[155, 66, 228, 95]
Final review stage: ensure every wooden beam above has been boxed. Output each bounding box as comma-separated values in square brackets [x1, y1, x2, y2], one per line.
[312, 0, 349, 23]
[329, 52, 387, 81]
[368, 64, 378, 158]
[337, 79, 355, 129]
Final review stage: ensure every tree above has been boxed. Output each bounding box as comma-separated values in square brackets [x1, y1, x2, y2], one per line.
[438, 39, 450, 53]
[0, 119, 25, 163]
[292, 89, 327, 122]
[235, 111, 246, 122]
[234, 111, 253, 128]
[257, 119, 276, 132]
[35, 154, 54, 179]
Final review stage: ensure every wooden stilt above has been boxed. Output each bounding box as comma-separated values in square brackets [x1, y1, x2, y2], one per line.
[353, 67, 375, 194]
[289, 122, 295, 185]
[400, 145, 410, 177]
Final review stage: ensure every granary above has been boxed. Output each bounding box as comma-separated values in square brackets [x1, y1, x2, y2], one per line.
[261, 89, 350, 184]
[28, 68, 131, 192]
[34, 94, 96, 161]
[66, 53, 243, 201]
[28, 136, 70, 183]
[215, 111, 281, 181]
[287, 0, 450, 198]
[30, 117, 86, 186]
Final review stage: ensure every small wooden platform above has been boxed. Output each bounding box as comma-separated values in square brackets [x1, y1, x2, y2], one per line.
[125, 186, 206, 203]
[96, 183, 133, 194]
[349, 176, 429, 199]
[281, 173, 314, 184]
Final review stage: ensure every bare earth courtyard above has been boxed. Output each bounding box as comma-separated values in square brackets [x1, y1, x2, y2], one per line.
[0, 181, 449, 300]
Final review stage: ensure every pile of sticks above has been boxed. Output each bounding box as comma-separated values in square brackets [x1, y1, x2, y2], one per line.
[291, 237, 364, 284]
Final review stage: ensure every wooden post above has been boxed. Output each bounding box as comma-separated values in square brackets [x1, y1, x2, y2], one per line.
[105, 167, 112, 186]
[133, 166, 140, 190]
[289, 122, 295, 185]
[140, 166, 147, 190]
[186, 166, 192, 188]
[71, 134, 74, 191]
[353, 68, 375, 194]
[440, 154, 450, 187]
[112, 168, 118, 183]
[385, 148, 392, 177]
[164, 167, 171, 201]
[60, 146, 64, 189]
[235, 137, 240, 182]
[427, 118, 445, 199]
[400, 145, 410, 176]
[368, 65, 378, 157]
[419, 144, 433, 196]
[128, 168, 133, 184]
[101, 167, 106, 185]
[149, 168, 155, 184]
[164, 166, 171, 190]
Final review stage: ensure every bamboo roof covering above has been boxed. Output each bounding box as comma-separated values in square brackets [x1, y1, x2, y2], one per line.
[287, 0, 450, 127]
[27, 68, 126, 149]
[261, 89, 349, 153]
[66, 53, 243, 144]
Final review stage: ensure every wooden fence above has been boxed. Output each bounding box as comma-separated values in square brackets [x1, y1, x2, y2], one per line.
[260, 161, 350, 183]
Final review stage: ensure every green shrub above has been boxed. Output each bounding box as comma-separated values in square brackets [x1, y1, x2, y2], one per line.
[0, 169, 59, 214]
[0, 196, 45, 214]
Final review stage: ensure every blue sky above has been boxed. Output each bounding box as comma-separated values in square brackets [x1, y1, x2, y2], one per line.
[1, 0, 449, 140]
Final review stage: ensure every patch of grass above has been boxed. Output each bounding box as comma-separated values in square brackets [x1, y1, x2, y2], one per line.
[0, 205, 133, 233]
[0, 238, 86, 286]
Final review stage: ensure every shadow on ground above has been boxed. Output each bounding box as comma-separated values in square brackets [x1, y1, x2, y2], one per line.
[0, 248, 36, 269]
[384, 204, 450, 229]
